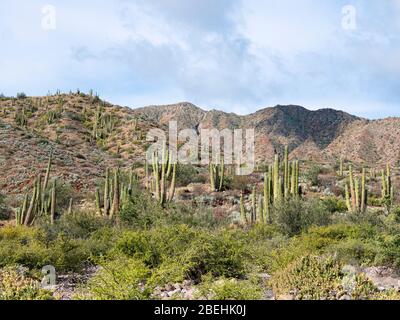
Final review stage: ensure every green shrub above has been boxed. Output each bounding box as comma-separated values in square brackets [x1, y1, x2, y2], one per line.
[163, 202, 227, 229]
[114, 226, 250, 284]
[195, 274, 262, 300]
[175, 165, 205, 187]
[16, 92, 27, 99]
[270, 255, 376, 300]
[77, 257, 151, 300]
[119, 186, 163, 228]
[0, 266, 53, 300]
[273, 198, 331, 236]
[322, 196, 347, 213]
[0, 224, 115, 272]
[268, 224, 378, 272]
[306, 164, 320, 186]
[0, 193, 8, 220]
[39, 214, 114, 241]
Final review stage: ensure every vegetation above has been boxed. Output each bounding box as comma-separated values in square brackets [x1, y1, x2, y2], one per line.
[1, 92, 400, 300]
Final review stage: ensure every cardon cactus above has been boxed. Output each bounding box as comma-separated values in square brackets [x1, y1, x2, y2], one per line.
[381, 163, 394, 208]
[345, 165, 367, 213]
[209, 157, 225, 192]
[17, 153, 57, 227]
[151, 142, 177, 206]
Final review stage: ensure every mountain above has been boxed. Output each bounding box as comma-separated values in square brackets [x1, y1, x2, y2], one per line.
[0, 93, 399, 194]
[132, 102, 372, 163]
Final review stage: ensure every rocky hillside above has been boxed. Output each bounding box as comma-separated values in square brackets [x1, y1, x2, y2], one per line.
[0, 93, 399, 194]
[133, 102, 400, 164]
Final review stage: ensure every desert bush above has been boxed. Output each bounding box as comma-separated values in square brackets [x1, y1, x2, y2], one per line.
[0, 224, 115, 272]
[175, 164, 205, 187]
[306, 164, 320, 186]
[321, 196, 347, 213]
[372, 289, 400, 300]
[195, 274, 262, 300]
[119, 186, 163, 228]
[268, 224, 378, 273]
[163, 202, 227, 229]
[225, 175, 252, 192]
[270, 255, 376, 300]
[273, 198, 331, 236]
[78, 257, 151, 300]
[0, 193, 8, 220]
[0, 266, 53, 300]
[39, 213, 114, 241]
[16, 92, 27, 99]
[114, 226, 250, 284]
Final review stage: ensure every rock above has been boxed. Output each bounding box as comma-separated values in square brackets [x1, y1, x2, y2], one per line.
[276, 294, 295, 300]
[183, 280, 193, 287]
[339, 294, 351, 300]
[363, 266, 400, 291]
[173, 283, 182, 290]
[165, 283, 174, 291]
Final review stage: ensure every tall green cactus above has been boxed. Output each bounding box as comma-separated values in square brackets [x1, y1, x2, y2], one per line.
[240, 191, 247, 225]
[17, 153, 57, 226]
[345, 165, 367, 213]
[251, 186, 256, 224]
[151, 143, 177, 206]
[50, 178, 57, 225]
[381, 163, 394, 207]
[263, 172, 271, 224]
[339, 158, 344, 177]
[209, 157, 225, 192]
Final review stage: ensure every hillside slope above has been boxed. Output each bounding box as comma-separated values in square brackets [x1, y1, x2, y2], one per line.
[0, 93, 399, 194]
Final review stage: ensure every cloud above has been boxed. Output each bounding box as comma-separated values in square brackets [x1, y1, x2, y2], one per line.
[0, 0, 399, 119]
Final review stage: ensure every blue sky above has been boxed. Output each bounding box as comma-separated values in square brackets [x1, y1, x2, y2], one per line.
[0, 0, 399, 118]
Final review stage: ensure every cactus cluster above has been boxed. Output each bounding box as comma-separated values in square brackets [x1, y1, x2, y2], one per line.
[97, 166, 140, 221]
[339, 158, 344, 177]
[209, 157, 225, 192]
[381, 163, 394, 207]
[91, 104, 116, 141]
[345, 165, 367, 213]
[270, 146, 300, 201]
[16, 153, 58, 226]
[14, 108, 28, 127]
[149, 143, 177, 206]
[240, 146, 300, 225]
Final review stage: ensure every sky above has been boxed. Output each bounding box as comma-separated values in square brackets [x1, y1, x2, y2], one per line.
[0, 0, 399, 119]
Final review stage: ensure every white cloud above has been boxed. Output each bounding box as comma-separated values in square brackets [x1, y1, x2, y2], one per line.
[0, 0, 399, 118]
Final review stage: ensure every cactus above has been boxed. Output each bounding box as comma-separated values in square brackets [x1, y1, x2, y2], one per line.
[14, 108, 28, 127]
[273, 154, 280, 202]
[257, 194, 264, 224]
[95, 187, 102, 216]
[361, 168, 367, 213]
[339, 158, 344, 177]
[209, 157, 225, 192]
[381, 163, 394, 207]
[151, 143, 177, 206]
[50, 179, 57, 225]
[110, 168, 120, 219]
[145, 158, 149, 190]
[263, 172, 271, 224]
[67, 198, 73, 215]
[253, 146, 300, 225]
[103, 168, 110, 216]
[345, 165, 367, 213]
[283, 146, 289, 198]
[345, 184, 351, 212]
[251, 186, 256, 224]
[43, 152, 52, 192]
[240, 191, 247, 225]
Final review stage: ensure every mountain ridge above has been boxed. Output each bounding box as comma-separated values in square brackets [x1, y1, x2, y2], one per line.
[1, 93, 399, 194]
